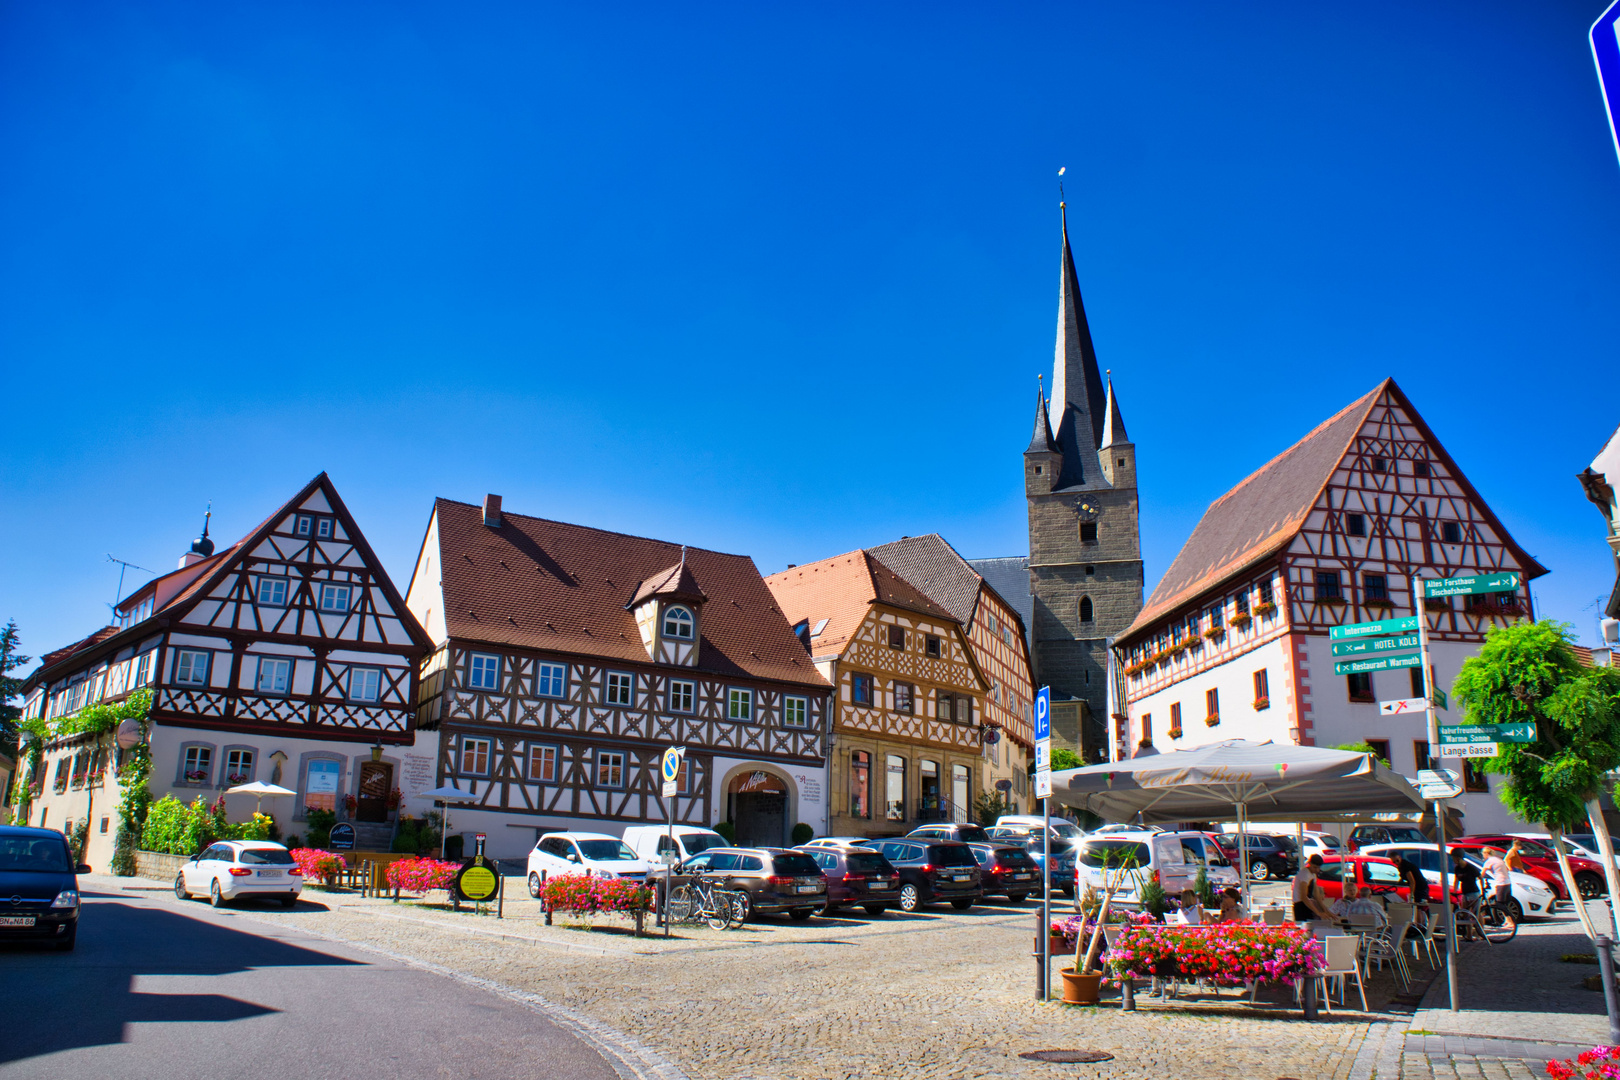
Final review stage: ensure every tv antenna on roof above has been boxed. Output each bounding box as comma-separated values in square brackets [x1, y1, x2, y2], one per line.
[107, 554, 156, 613]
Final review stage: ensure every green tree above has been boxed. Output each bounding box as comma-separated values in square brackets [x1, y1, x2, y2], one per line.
[1335, 741, 1390, 767]
[1452, 620, 1620, 943]
[1049, 747, 1083, 772]
[0, 621, 30, 759]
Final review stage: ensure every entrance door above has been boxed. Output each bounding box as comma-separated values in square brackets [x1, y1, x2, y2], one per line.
[729, 769, 789, 846]
[951, 764, 970, 824]
[356, 761, 393, 823]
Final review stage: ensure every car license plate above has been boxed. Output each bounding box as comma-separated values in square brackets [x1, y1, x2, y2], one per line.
[1011, 873, 1032, 880]
[869, 882, 893, 890]
[258, 870, 282, 878]
[795, 885, 820, 894]
[0, 916, 35, 927]
[951, 873, 969, 882]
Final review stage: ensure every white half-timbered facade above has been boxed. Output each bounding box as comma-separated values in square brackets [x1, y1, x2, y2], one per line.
[1114, 380, 1547, 834]
[405, 496, 831, 858]
[17, 474, 432, 868]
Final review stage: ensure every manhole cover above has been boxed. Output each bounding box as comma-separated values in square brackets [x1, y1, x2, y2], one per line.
[1019, 1049, 1115, 1064]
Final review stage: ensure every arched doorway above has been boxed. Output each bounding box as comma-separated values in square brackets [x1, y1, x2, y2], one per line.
[728, 769, 789, 847]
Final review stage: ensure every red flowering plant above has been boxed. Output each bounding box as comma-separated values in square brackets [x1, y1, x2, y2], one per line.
[385, 857, 460, 895]
[289, 848, 347, 887]
[540, 873, 654, 916]
[1103, 923, 1325, 986]
[1548, 1046, 1620, 1080]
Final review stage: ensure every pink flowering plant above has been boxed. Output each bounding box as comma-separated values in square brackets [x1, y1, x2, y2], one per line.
[1103, 922, 1325, 986]
[1548, 1046, 1620, 1080]
[385, 856, 460, 895]
[289, 848, 346, 887]
[541, 873, 653, 915]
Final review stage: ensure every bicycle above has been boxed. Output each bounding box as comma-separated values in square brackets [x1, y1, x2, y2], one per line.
[1455, 893, 1517, 945]
[667, 874, 747, 930]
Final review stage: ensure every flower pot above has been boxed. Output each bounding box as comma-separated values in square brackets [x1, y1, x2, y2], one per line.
[1040, 934, 1077, 954]
[1060, 969, 1103, 1005]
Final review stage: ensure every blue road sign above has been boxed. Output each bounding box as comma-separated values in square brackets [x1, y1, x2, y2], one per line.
[1035, 687, 1051, 743]
[1593, 0, 1620, 167]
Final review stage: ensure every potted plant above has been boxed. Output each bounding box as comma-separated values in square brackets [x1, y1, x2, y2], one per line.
[1061, 851, 1137, 1005]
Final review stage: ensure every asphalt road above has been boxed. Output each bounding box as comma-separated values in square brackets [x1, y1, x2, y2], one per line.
[0, 882, 624, 1080]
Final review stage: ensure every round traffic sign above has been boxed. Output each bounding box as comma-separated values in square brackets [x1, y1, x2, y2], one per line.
[456, 863, 499, 902]
[661, 747, 682, 782]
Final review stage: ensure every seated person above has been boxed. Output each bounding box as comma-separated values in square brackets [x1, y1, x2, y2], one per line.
[1329, 882, 1387, 924]
[1174, 888, 1205, 924]
[1216, 887, 1245, 923]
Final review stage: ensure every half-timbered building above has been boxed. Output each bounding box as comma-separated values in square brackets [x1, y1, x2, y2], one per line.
[764, 548, 991, 836]
[405, 496, 831, 857]
[1113, 379, 1547, 833]
[17, 474, 432, 866]
[868, 534, 1037, 814]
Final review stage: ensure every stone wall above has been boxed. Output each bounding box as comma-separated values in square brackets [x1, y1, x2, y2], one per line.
[133, 849, 191, 883]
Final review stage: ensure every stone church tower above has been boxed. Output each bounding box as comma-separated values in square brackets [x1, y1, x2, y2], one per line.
[1022, 207, 1143, 761]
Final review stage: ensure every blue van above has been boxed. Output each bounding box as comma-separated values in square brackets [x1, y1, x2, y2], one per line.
[0, 826, 89, 951]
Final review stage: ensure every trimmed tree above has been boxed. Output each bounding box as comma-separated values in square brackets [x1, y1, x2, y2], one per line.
[1451, 620, 1620, 944]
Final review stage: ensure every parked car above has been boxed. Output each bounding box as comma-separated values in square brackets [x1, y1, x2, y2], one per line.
[621, 825, 729, 865]
[801, 836, 881, 850]
[906, 823, 992, 845]
[1212, 833, 1299, 881]
[985, 827, 1077, 896]
[1559, 834, 1620, 861]
[1359, 842, 1558, 920]
[668, 847, 827, 920]
[526, 832, 651, 896]
[174, 840, 302, 908]
[1074, 833, 1155, 907]
[1298, 831, 1344, 860]
[1171, 832, 1241, 889]
[995, 815, 1086, 840]
[1314, 853, 1421, 903]
[1504, 834, 1611, 900]
[1452, 835, 1591, 901]
[0, 826, 88, 951]
[865, 838, 983, 912]
[1346, 824, 1430, 852]
[966, 843, 1041, 902]
[797, 845, 901, 915]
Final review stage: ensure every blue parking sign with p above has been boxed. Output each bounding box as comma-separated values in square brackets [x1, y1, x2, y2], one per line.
[1035, 687, 1050, 743]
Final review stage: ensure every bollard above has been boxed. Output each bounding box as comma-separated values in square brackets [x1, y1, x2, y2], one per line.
[1121, 978, 1135, 1011]
[1302, 972, 1318, 1021]
[1034, 948, 1046, 1002]
[1598, 935, 1620, 1044]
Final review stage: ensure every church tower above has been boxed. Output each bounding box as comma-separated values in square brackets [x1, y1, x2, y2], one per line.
[1023, 206, 1144, 761]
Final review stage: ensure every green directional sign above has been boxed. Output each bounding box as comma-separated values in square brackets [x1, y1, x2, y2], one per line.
[1329, 616, 1419, 642]
[1495, 722, 1535, 743]
[1334, 653, 1423, 676]
[1421, 572, 1520, 599]
[1438, 722, 1533, 745]
[1331, 633, 1421, 658]
[1431, 687, 1448, 711]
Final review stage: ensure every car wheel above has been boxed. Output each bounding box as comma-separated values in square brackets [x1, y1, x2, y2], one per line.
[898, 884, 921, 912]
[789, 908, 815, 921]
[1008, 893, 1029, 904]
[951, 898, 974, 911]
[209, 879, 225, 908]
[1505, 898, 1523, 922]
[55, 931, 76, 952]
[174, 873, 189, 901]
[1249, 861, 1271, 882]
[1577, 872, 1606, 901]
[528, 872, 543, 899]
[863, 904, 888, 916]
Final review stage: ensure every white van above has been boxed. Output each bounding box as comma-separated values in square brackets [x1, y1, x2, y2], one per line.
[1075, 829, 1237, 908]
[621, 825, 730, 864]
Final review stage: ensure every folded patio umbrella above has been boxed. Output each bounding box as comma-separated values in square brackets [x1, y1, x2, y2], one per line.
[419, 784, 479, 860]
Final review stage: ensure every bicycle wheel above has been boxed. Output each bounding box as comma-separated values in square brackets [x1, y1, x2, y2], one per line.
[667, 885, 697, 924]
[1482, 905, 1517, 944]
[725, 890, 749, 926]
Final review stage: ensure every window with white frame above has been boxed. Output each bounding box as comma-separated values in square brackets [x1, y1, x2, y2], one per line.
[527, 744, 557, 782]
[317, 517, 333, 538]
[182, 745, 212, 783]
[459, 737, 491, 775]
[669, 679, 695, 712]
[727, 688, 753, 721]
[256, 575, 289, 606]
[783, 696, 808, 727]
[318, 583, 352, 612]
[536, 662, 566, 698]
[662, 606, 694, 639]
[135, 649, 153, 687]
[468, 653, 501, 690]
[225, 749, 254, 784]
[256, 657, 292, 694]
[174, 649, 211, 686]
[294, 515, 314, 537]
[595, 751, 625, 788]
[348, 666, 382, 702]
[605, 672, 634, 706]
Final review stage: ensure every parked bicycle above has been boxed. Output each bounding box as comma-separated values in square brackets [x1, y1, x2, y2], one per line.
[1455, 894, 1517, 944]
[667, 874, 748, 930]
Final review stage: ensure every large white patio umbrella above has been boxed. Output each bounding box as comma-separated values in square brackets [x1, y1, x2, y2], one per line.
[1049, 739, 1425, 910]
[420, 784, 478, 859]
[224, 781, 298, 816]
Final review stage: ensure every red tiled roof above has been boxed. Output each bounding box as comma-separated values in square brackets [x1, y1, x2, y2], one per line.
[629, 561, 707, 607]
[764, 549, 957, 658]
[37, 626, 122, 670]
[433, 499, 826, 688]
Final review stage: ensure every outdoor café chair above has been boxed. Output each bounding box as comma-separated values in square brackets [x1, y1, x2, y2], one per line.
[1317, 933, 1367, 1012]
[1261, 906, 1286, 926]
[1361, 927, 1410, 993]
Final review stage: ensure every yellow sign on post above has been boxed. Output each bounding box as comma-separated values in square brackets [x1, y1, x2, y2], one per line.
[457, 863, 499, 903]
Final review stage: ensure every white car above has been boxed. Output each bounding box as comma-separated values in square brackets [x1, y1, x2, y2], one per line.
[174, 840, 302, 907]
[1359, 842, 1557, 920]
[995, 815, 1087, 840]
[525, 832, 651, 897]
[800, 836, 881, 850]
[1299, 831, 1344, 860]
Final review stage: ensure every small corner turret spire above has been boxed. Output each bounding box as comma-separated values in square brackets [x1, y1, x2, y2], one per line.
[190, 502, 215, 557]
[1099, 369, 1130, 448]
[1026, 375, 1058, 454]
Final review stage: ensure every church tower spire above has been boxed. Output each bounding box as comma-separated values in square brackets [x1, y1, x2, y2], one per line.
[1049, 203, 1110, 490]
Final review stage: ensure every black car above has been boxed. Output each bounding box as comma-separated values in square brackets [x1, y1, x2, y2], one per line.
[906, 823, 992, 845]
[966, 843, 1040, 902]
[1214, 832, 1300, 881]
[0, 826, 88, 951]
[797, 845, 902, 915]
[867, 838, 983, 912]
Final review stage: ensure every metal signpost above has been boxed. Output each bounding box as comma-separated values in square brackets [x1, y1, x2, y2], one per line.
[1034, 686, 1051, 1002]
[1595, 0, 1620, 168]
[661, 745, 685, 939]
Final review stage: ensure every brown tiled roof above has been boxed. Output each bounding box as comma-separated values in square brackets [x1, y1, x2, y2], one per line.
[867, 534, 985, 626]
[1122, 382, 1384, 639]
[433, 499, 826, 688]
[763, 549, 957, 658]
[629, 560, 707, 607]
[37, 626, 122, 670]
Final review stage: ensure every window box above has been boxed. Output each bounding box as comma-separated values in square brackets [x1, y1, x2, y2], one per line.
[1204, 715, 1220, 727]
[1319, 596, 1347, 606]
[1252, 602, 1277, 617]
[184, 769, 210, 783]
[1363, 599, 1394, 611]
[1423, 598, 1450, 612]
[1137, 738, 1154, 749]
[1203, 627, 1226, 642]
[1253, 697, 1271, 711]
[1165, 641, 1187, 656]
[1168, 727, 1183, 740]
[226, 772, 250, 785]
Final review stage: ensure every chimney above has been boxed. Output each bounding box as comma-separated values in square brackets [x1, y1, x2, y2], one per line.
[483, 494, 503, 528]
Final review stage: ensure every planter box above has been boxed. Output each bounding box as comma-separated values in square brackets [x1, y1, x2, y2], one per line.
[133, 850, 192, 882]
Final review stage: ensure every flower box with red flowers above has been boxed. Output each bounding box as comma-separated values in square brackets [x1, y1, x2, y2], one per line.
[1104, 923, 1325, 986]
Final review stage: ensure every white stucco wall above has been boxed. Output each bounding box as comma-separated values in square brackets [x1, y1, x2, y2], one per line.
[1128, 636, 1295, 752]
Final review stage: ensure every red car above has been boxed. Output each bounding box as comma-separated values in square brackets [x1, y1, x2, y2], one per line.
[1458, 834, 1604, 901]
[1315, 854, 1435, 904]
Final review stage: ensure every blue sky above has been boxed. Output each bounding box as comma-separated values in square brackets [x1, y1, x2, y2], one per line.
[3, 1, 1618, 660]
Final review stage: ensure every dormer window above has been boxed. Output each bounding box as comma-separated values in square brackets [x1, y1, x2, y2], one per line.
[663, 605, 694, 640]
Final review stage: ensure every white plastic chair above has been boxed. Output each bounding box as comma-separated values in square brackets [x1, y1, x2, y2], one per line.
[1318, 933, 1367, 1012]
